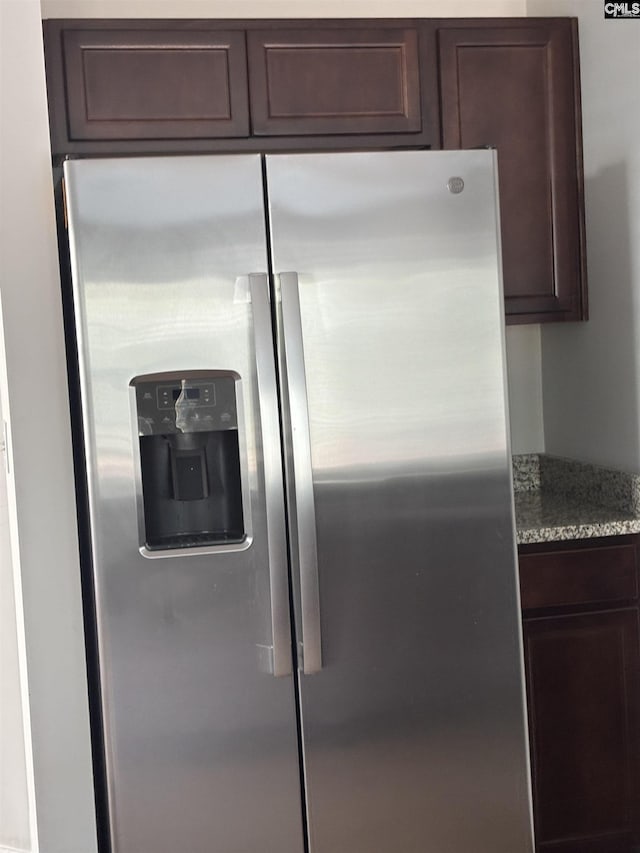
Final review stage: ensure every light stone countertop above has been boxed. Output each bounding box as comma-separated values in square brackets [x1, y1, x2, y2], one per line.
[513, 454, 640, 545]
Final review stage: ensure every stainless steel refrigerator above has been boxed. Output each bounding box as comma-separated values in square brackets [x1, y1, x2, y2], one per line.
[63, 150, 534, 853]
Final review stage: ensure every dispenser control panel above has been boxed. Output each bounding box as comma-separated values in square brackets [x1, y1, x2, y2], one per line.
[134, 375, 238, 436]
[157, 382, 216, 410]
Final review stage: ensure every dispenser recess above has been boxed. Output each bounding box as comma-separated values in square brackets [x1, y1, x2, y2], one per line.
[132, 372, 244, 551]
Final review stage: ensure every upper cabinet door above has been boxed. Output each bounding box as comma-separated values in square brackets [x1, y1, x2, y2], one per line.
[247, 28, 422, 136]
[438, 20, 587, 324]
[45, 24, 250, 148]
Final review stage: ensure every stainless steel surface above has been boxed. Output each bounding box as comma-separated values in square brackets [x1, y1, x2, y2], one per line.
[66, 150, 533, 853]
[248, 273, 293, 677]
[65, 156, 304, 853]
[267, 150, 534, 853]
[276, 272, 322, 675]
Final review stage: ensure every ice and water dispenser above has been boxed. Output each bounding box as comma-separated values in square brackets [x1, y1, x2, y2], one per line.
[132, 373, 244, 550]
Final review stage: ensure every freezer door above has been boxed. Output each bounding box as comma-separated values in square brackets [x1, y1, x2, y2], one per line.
[64, 156, 304, 853]
[266, 150, 534, 853]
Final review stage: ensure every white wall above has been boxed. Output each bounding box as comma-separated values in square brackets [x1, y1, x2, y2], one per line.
[0, 1, 97, 851]
[41, 0, 526, 19]
[506, 326, 545, 453]
[0, 378, 31, 853]
[528, 0, 640, 470]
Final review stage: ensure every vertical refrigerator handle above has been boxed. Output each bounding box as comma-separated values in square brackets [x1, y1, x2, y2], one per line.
[277, 272, 322, 675]
[248, 273, 293, 678]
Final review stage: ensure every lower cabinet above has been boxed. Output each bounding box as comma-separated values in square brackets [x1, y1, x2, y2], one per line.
[519, 537, 640, 853]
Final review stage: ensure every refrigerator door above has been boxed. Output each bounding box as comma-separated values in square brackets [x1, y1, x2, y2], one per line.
[64, 156, 304, 853]
[267, 151, 534, 853]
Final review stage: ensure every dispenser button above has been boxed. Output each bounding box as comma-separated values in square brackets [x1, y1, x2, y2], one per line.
[157, 385, 179, 409]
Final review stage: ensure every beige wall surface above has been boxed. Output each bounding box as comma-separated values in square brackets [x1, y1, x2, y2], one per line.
[41, 0, 527, 19]
[0, 1, 98, 851]
[506, 326, 544, 454]
[0, 381, 31, 853]
[529, 0, 640, 471]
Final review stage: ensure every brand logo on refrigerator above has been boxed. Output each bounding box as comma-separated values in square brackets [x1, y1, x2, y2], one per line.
[604, 1, 640, 17]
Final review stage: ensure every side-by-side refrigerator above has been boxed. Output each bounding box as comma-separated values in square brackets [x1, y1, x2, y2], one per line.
[63, 150, 534, 853]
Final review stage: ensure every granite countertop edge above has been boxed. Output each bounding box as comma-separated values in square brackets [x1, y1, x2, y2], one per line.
[517, 517, 640, 546]
[513, 454, 640, 546]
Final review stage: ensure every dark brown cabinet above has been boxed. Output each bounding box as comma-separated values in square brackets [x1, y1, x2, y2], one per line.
[438, 20, 587, 323]
[43, 19, 434, 154]
[51, 27, 249, 142]
[246, 28, 422, 137]
[42, 17, 586, 324]
[519, 537, 640, 852]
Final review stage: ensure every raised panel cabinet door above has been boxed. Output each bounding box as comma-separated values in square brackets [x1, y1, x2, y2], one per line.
[48, 25, 249, 144]
[438, 20, 587, 323]
[247, 28, 422, 137]
[523, 609, 640, 852]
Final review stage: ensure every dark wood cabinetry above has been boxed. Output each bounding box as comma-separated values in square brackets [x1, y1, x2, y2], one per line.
[438, 20, 587, 323]
[247, 28, 422, 137]
[43, 19, 435, 153]
[42, 17, 586, 323]
[519, 537, 640, 852]
[51, 27, 249, 141]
